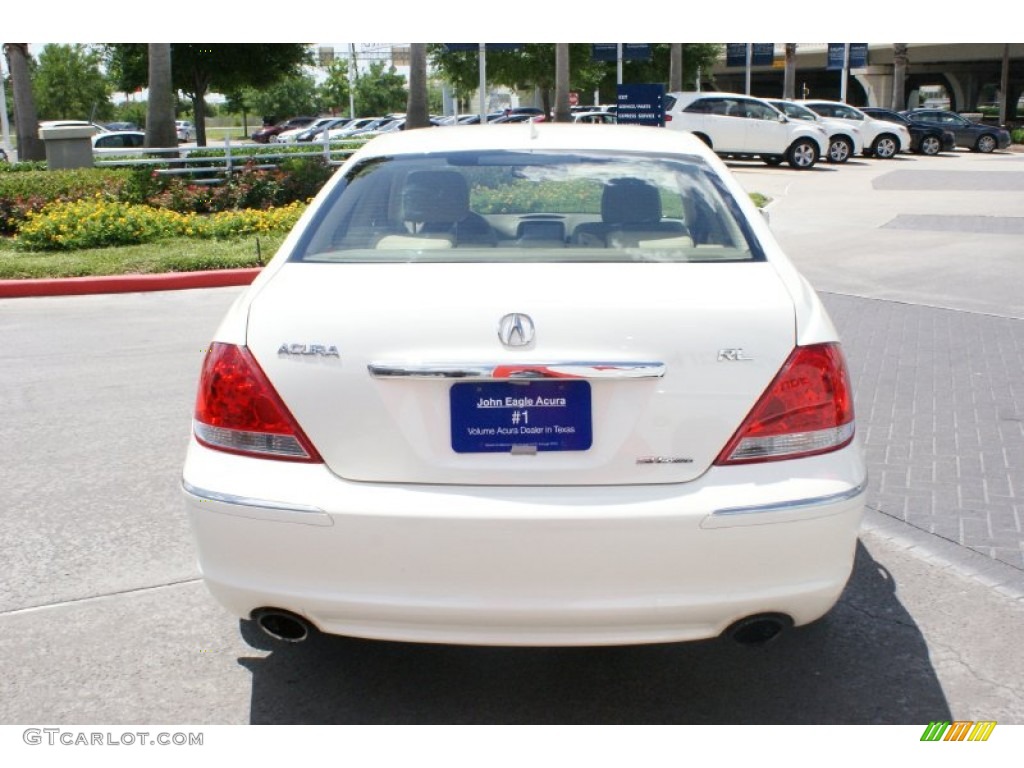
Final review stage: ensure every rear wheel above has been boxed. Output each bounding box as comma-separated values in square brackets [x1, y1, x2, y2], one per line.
[975, 134, 997, 153]
[872, 134, 899, 159]
[787, 138, 818, 169]
[918, 135, 942, 155]
[827, 137, 853, 163]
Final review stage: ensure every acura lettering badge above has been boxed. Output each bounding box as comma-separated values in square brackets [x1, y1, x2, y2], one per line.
[278, 343, 340, 358]
[498, 313, 535, 347]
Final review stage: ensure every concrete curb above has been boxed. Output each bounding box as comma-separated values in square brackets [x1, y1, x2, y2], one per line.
[0, 268, 261, 299]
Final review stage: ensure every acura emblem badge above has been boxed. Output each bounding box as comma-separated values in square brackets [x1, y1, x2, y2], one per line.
[498, 313, 535, 347]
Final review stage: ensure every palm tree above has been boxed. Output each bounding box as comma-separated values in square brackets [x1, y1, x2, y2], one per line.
[553, 44, 571, 123]
[145, 44, 177, 149]
[4, 43, 44, 161]
[891, 44, 908, 111]
[405, 43, 430, 129]
[783, 44, 797, 99]
[669, 44, 683, 92]
[999, 44, 1010, 123]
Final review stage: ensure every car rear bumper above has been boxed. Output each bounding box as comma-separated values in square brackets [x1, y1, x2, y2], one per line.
[183, 440, 866, 646]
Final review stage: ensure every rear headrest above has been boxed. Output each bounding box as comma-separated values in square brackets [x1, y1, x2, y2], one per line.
[402, 170, 469, 223]
[601, 178, 663, 225]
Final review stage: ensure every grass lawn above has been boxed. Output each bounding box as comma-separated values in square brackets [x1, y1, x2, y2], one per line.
[0, 234, 287, 280]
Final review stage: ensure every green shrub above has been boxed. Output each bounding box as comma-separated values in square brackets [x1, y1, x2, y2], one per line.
[1012, 128, 1024, 145]
[0, 153, 335, 235]
[16, 198, 180, 249]
[117, 167, 168, 205]
[15, 197, 305, 251]
[0, 168, 133, 235]
[0, 160, 49, 173]
[277, 156, 335, 202]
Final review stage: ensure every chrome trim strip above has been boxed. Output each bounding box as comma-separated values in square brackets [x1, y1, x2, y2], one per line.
[368, 361, 666, 380]
[712, 478, 868, 517]
[182, 480, 326, 516]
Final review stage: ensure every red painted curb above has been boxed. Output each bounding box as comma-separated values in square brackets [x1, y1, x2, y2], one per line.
[0, 268, 261, 299]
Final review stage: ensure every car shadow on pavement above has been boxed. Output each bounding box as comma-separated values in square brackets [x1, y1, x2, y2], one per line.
[238, 541, 950, 724]
[724, 160, 841, 172]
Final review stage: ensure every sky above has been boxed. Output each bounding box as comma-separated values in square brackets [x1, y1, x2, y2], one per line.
[5, 2, 1009, 46]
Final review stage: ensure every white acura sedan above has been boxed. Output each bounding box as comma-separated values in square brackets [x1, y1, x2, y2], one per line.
[183, 124, 866, 648]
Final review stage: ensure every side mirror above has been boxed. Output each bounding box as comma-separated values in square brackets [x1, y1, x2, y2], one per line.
[778, 113, 788, 123]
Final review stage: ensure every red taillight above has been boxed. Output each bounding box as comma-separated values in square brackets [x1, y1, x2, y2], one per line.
[715, 343, 855, 465]
[193, 342, 322, 462]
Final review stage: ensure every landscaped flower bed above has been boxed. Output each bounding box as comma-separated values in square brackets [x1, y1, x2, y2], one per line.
[16, 197, 306, 251]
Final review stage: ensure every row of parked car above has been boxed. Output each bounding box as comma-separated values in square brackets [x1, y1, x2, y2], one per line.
[663, 91, 1013, 170]
[250, 108, 569, 144]
[249, 95, 1012, 172]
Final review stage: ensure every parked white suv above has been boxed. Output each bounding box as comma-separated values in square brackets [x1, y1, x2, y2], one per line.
[764, 99, 862, 164]
[665, 92, 829, 169]
[798, 100, 911, 159]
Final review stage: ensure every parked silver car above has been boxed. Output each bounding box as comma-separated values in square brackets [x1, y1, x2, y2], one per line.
[175, 120, 196, 142]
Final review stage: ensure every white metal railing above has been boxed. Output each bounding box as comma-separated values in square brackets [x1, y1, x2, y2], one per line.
[93, 132, 364, 182]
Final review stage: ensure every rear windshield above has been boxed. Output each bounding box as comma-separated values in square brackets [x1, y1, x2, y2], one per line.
[289, 150, 765, 264]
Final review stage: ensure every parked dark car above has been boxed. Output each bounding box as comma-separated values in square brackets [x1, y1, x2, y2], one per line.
[490, 113, 546, 124]
[105, 121, 139, 132]
[861, 107, 956, 155]
[900, 109, 1011, 153]
[92, 131, 146, 150]
[295, 118, 351, 142]
[456, 113, 505, 125]
[506, 106, 545, 117]
[344, 116, 401, 137]
[251, 116, 317, 144]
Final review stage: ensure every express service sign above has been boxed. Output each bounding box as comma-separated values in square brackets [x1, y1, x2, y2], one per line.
[615, 84, 665, 127]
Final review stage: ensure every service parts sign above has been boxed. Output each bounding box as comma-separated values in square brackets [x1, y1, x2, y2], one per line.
[616, 84, 665, 127]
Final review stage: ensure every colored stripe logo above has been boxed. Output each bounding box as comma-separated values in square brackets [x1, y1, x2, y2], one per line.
[921, 721, 997, 741]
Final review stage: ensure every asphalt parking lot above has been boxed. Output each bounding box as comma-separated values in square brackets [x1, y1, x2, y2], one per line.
[0, 147, 1022, 728]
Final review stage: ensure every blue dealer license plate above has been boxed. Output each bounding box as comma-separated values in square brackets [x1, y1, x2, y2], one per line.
[450, 381, 592, 453]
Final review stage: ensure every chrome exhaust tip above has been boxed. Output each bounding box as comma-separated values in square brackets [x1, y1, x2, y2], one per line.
[253, 609, 313, 643]
[724, 613, 792, 646]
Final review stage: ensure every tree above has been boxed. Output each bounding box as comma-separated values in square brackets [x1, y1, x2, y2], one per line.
[32, 44, 112, 121]
[406, 44, 430, 129]
[317, 59, 351, 116]
[891, 44, 909, 111]
[595, 44, 721, 102]
[243, 71, 320, 121]
[146, 44, 177, 148]
[430, 44, 718, 114]
[429, 44, 605, 116]
[106, 44, 312, 146]
[783, 44, 797, 100]
[553, 44, 571, 123]
[353, 61, 408, 116]
[4, 43, 43, 161]
[669, 44, 683, 92]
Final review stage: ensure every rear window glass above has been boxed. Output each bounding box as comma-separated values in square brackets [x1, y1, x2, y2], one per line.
[289, 150, 764, 264]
